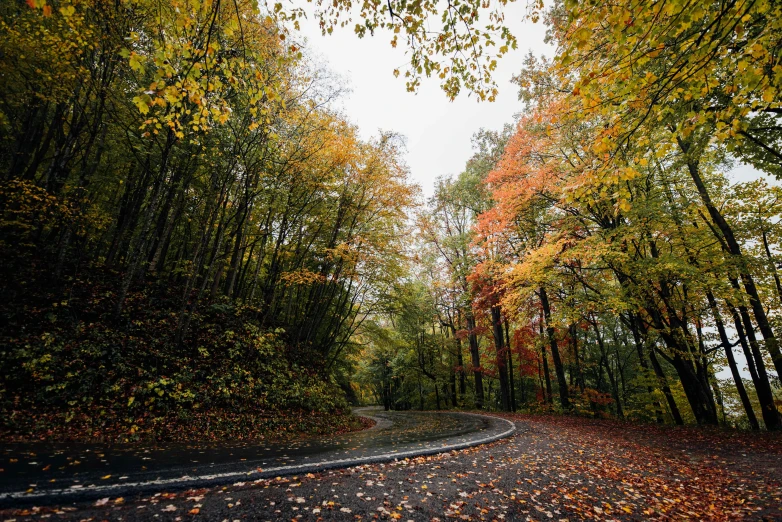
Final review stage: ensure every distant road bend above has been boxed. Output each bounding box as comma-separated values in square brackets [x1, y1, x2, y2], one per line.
[0, 408, 514, 506]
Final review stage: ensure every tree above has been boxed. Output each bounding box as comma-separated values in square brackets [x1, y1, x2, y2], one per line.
[0, 0, 418, 439]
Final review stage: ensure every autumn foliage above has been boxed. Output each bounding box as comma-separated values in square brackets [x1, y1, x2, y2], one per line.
[3, 0, 782, 438]
[362, 0, 782, 432]
[465, 0, 782, 428]
[0, 0, 414, 441]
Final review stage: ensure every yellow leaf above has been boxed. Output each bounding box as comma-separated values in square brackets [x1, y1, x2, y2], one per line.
[573, 26, 591, 46]
[129, 53, 143, 72]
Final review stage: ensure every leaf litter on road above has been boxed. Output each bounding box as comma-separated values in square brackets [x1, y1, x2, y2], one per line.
[1, 414, 779, 520]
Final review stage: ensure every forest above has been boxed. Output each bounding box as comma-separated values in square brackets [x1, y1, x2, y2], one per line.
[0, 0, 415, 441]
[354, 0, 782, 431]
[1, 0, 781, 443]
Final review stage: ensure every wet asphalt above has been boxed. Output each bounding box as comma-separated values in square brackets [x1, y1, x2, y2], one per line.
[0, 409, 514, 507]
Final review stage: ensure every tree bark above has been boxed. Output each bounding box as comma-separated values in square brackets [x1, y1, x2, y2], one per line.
[504, 318, 517, 412]
[466, 311, 484, 409]
[726, 299, 781, 430]
[539, 287, 570, 409]
[538, 313, 553, 405]
[592, 320, 624, 419]
[491, 305, 511, 411]
[678, 138, 782, 378]
[706, 292, 760, 428]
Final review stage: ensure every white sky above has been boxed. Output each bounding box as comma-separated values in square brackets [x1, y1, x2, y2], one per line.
[293, 4, 553, 197]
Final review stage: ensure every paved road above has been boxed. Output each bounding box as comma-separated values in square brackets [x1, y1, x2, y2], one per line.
[0, 409, 514, 506]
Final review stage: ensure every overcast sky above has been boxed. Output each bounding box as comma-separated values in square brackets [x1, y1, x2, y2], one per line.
[293, 6, 769, 197]
[294, 4, 553, 197]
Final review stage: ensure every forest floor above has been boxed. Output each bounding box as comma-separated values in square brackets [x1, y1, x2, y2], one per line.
[2, 413, 780, 521]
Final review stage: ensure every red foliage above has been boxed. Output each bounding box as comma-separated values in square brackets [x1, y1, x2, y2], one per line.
[511, 324, 541, 378]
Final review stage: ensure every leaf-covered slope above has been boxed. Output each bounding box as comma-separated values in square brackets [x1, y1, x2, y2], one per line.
[0, 268, 356, 443]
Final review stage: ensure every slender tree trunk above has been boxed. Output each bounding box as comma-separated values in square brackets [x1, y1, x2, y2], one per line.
[592, 320, 624, 419]
[657, 319, 719, 426]
[626, 314, 663, 423]
[225, 201, 252, 297]
[449, 351, 458, 408]
[539, 287, 570, 409]
[667, 348, 719, 425]
[539, 316, 553, 405]
[679, 138, 782, 378]
[455, 335, 466, 399]
[761, 229, 782, 308]
[491, 305, 511, 411]
[694, 318, 719, 423]
[504, 318, 516, 412]
[456, 310, 466, 396]
[149, 180, 188, 274]
[727, 303, 762, 384]
[569, 323, 585, 392]
[466, 311, 484, 409]
[647, 346, 684, 425]
[644, 239, 717, 424]
[727, 300, 781, 430]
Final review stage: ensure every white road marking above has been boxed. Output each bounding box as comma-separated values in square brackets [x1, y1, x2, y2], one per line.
[1, 413, 515, 502]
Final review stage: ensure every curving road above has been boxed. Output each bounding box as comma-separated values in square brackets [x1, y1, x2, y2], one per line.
[0, 409, 514, 506]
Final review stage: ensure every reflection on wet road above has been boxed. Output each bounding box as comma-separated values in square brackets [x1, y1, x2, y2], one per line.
[0, 409, 514, 504]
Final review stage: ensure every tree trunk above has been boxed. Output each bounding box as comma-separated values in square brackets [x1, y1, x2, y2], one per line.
[647, 345, 684, 425]
[592, 320, 624, 419]
[504, 318, 517, 412]
[539, 316, 553, 405]
[456, 310, 467, 396]
[761, 229, 782, 308]
[679, 138, 782, 378]
[491, 305, 511, 411]
[539, 287, 570, 409]
[569, 323, 585, 392]
[668, 348, 719, 425]
[626, 314, 663, 423]
[466, 311, 484, 409]
[726, 300, 781, 430]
